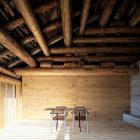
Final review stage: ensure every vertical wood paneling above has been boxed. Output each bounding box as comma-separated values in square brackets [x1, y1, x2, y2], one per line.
[16, 85, 22, 120]
[131, 73, 140, 116]
[0, 82, 22, 128]
[22, 75, 130, 120]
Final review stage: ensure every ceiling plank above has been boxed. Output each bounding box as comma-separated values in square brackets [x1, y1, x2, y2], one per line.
[129, 8, 140, 26]
[0, 66, 20, 79]
[60, 0, 72, 47]
[84, 27, 140, 35]
[13, 0, 50, 56]
[99, 0, 116, 26]
[14, 68, 138, 76]
[0, 27, 36, 67]
[79, 0, 91, 36]
[0, 73, 21, 85]
[73, 37, 140, 44]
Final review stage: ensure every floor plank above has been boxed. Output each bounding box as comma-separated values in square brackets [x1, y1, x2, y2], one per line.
[0, 120, 140, 140]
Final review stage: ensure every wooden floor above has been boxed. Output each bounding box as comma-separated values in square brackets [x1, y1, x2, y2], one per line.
[0, 120, 140, 140]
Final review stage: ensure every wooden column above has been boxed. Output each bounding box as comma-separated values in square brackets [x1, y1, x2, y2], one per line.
[13, 0, 50, 56]
[99, 0, 116, 26]
[14, 68, 138, 76]
[79, 0, 91, 36]
[129, 8, 140, 26]
[0, 27, 36, 67]
[60, 0, 72, 47]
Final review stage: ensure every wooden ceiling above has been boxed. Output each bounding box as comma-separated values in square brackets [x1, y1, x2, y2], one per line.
[0, 0, 140, 72]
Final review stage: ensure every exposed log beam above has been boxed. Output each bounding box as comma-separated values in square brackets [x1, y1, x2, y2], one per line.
[101, 62, 115, 68]
[99, 0, 116, 26]
[50, 46, 140, 54]
[1, 20, 62, 60]
[0, 49, 10, 60]
[0, 73, 21, 85]
[34, 0, 58, 14]
[4, 0, 58, 31]
[43, 20, 61, 34]
[73, 37, 140, 44]
[114, 0, 129, 20]
[40, 61, 52, 68]
[84, 27, 140, 35]
[129, 8, 140, 26]
[60, 0, 72, 47]
[7, 35, 63, 68]
[79, 0, 91, 36]
[14, 68, 138, 76]
[5, 17, 24, 31]
[1, 12, 99, 60]
[0, 66, 20, 79]
[13, 0, 50, 56]
[36, 56, 140, 63]
[8, 59, 23, 69]
[0, 27, 36, 67]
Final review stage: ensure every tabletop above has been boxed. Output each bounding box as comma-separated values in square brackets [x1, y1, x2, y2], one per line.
[44, 107, 91, 111]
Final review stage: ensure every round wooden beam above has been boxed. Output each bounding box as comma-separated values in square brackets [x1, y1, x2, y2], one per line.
[0, 67, 20, 79]
[0, 73, 21, 85]
[14, 68, 138, 76]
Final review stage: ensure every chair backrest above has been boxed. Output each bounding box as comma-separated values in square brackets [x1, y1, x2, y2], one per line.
[74, 106, 86, 116]
[52, 106, 67, 114]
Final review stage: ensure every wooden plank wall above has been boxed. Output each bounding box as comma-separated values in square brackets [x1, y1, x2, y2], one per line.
[22, 75, 130, 121]
[131, 68, 140, 117]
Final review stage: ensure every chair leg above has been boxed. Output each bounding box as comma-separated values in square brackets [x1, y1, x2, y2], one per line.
[86, 120, 88, 134]
[56, 119, 58, 131]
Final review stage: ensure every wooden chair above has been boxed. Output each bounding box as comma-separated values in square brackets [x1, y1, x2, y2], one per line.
[72, 107, 89, 133]
[50, 106, 68, 132]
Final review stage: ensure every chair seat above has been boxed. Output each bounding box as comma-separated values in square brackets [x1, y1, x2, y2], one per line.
[53, 116, 65, 120]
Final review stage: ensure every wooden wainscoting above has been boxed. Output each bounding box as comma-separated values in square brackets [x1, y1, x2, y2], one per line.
[22, 75, 130, 121]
